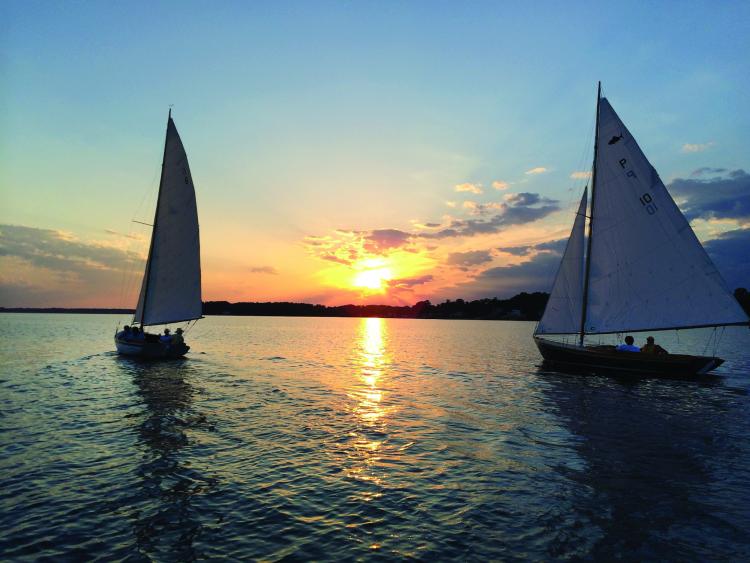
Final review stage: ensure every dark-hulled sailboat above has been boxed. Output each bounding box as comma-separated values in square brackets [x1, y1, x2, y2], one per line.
[534, 84, 749, 376]
[115, 111, 202, 358]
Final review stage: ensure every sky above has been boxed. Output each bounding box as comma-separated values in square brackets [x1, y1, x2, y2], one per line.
[1, 0, 749, 308]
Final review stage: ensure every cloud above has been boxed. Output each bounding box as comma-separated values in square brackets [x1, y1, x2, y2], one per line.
[703, 228, 750, 290]
[389, 275, 434, 289]
[492, 180, 510, 190]
[497, 245, 531, 256]
[364, 229, 412, 252]
[462, 201, 503, 215]
[682, 142, 715, 153]
[446, 250, 494, 270]
[0, 224, 145, 307]
[534, 238, 568, 253]
[420, 192, 560, 239]
[104, 229, 142, 240]
[455, 182, 483, 194]
[248, 266, 279, 275]
[447, 252, 561, 300]
[668, 169, 750, 222]
[304, 227, 415, 268]
[503, 192, 556, 206]
[321, 253, 352, 265]
[0, 224, 142, 273]
[691, 167, 726, 177]
[497, 238, 567, 257]
[525, 167, 548, 175]
[570, 171, 592, 180]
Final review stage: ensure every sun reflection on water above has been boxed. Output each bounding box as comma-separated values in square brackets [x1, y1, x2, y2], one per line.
[343, 317, 395, 488]
[354, 317, 389, 425]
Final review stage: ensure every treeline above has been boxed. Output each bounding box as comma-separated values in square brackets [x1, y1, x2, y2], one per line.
[3, 288, 748, 321]
[0, 307, 134, 314]
[203, 291, 550, 321]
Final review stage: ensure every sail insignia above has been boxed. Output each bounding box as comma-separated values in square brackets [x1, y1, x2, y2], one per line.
[581, 97, 747, 334]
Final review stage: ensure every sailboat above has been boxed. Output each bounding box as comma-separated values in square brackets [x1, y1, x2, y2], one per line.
[115, 110, 202, 359]
[534, 84, 749, 376]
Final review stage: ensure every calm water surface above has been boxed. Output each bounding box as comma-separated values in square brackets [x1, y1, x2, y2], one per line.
[1, 313, 750, 560]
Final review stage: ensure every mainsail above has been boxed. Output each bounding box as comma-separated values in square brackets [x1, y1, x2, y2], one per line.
[134, 115, 202, 326]
[583, 97, 746, 334]
[536, 188, 587, 335]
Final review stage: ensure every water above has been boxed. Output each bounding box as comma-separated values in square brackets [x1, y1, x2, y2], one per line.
[1, 313, 750, 560]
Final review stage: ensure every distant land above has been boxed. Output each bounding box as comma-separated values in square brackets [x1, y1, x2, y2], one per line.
[3, 289, 749, 320]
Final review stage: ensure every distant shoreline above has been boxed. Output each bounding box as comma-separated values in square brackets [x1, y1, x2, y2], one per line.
[0, 292, 550, 321]
[0, 308, 135, 314]
[3, 288, 748, 320]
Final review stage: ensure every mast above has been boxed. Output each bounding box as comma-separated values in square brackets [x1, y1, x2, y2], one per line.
[134, 108, 172, 326]
[579, 82, 601, 347]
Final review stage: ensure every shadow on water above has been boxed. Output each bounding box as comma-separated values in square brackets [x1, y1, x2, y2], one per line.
[114, 357, 216, 561]
[537, 366, 748, 559]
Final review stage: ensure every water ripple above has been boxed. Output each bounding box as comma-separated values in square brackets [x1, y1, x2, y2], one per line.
[1, 315, 750, 559]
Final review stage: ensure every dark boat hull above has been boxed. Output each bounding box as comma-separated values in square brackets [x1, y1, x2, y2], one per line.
[534, 337, 723, 377]
[115, 337, 190, 359]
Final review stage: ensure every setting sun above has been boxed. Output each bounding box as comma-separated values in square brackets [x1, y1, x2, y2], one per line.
[353, 266, 392, 291]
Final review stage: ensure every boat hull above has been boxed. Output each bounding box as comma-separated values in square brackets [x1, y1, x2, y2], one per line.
[115, 337, 190, 359]
[534, 337, 723, 377]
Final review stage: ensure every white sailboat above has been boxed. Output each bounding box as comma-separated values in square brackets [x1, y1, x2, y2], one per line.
[115, 110, 202, 358]
[534, 84, 749, 376]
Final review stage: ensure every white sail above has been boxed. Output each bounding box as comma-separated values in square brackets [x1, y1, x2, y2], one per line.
[536, 187, 587, 335]
[134, 117, 202, 326]
[584, 98, 746, 334]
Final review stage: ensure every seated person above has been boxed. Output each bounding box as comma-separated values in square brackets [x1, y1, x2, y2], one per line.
[116, 325, 131, 340]
[132, 326, 145, 340]
[641, 336, 668, 355]
[616, 335, 640, 352]
[160, 328, 172, 344]
[171, 327, 185, 346]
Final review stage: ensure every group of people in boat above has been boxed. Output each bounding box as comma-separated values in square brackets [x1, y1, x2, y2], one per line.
[616, 335, 668, 354]
[116, 325, 185, 347]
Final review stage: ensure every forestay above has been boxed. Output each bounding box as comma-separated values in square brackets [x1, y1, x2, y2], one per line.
[536, 188, 587, 335]
[584, 98, 746, 334]
[134, 117, 202, 326]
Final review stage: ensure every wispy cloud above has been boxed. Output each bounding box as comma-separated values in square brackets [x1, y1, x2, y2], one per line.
[104, 229, 143, 240]
[419, 192, 560, 239]
[492, 180, 510, 190]
[570, 171, 591, 180]
[455, 182, 483, 194]
[389, 274, 434, 289]
[248, 265, 279, 275]
[681, 141, 715, 153]
[0, 224, 145, 307]
[498, 238, 567, 257]
[691, 167, 726, 177]
[462, 201, 504, 215]
[525, 167, 548, 175]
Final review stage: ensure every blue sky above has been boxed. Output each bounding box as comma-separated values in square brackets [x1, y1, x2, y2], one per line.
[1, 1, 749, 306]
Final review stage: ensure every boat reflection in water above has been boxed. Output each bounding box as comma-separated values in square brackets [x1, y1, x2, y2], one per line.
[539, 368, 745, 560]
[115, 358, 216, 560]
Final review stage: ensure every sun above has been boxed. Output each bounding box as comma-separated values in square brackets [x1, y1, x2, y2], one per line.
[351, 258, 392, 291]
[353, 267, 392, 291]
